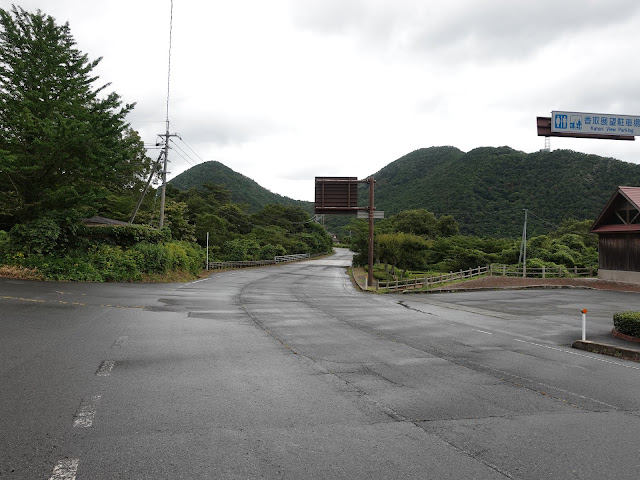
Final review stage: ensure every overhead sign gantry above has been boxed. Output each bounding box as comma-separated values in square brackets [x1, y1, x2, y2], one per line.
[537, 111, 637, 141]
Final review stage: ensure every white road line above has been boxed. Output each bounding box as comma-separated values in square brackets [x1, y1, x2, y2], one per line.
[49, 459, 79, 480]
[472, 329, 494, 335]
[467, 359, 620, 410]
[73, 395, 101, 427]
[513, 338, 640, 370]
[179, 278, 209, 287]
[96, 360, 115, 376]
[112, 335, 128, 349]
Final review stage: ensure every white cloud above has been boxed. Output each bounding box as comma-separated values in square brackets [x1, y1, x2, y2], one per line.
[6, 0, 640, 202]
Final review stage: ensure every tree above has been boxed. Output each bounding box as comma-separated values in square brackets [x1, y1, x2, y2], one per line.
[376, 232, 428, 274]
[389, 209, 438, 238]
[0, 6, 150, 230]
[437, 215, 460, 237]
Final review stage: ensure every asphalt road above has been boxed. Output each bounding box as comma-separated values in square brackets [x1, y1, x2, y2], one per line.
[1, 248, 640, 479]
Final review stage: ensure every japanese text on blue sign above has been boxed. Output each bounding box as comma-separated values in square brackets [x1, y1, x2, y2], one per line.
[552, 111, 640, 136]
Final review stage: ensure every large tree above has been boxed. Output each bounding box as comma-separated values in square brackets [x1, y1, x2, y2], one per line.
[0, 5, 149, 230]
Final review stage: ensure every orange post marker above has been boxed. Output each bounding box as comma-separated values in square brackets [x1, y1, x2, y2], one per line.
[581, 308, 588, 314]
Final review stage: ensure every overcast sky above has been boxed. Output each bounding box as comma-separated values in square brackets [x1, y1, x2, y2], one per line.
[6, 0, 640, 201]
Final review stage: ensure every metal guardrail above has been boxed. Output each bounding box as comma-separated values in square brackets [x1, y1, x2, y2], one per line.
[275, 254, 310, 262]
[208, 253, 312, 270]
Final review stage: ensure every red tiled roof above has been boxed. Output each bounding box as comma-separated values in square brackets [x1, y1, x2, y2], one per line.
[619, 186, 640, 208]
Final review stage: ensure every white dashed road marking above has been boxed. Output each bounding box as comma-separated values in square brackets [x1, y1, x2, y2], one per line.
[112, 335, 128, 349]
[49, 459, 79, 480]
[96, 360, 115, 376]
[73, 395, 102, 428]
[514, 338, 640, 370]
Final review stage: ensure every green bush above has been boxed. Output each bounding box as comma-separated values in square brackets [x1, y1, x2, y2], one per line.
[132, 242, 170, 274]
[35, 256, 103, 282]
[164, 241, 204, 274]
[613, 312, 640, 338]
[78, 224, 171, 247]
[0, 230, 9, 262]
[259, 243, 286, 259]
[89, 245, 142, 282]
[9, 217, 61, 255]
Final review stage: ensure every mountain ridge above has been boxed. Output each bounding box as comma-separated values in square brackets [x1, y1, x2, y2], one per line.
[169, 147, 640, 237]
[169, 160, 312, 212]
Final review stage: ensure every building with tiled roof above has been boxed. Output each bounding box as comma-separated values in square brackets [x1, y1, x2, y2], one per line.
[590, 186, 640, 282]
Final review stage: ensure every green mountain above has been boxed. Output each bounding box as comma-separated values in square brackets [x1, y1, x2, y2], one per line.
[169, 161, 312, 213]
[362, 146, 640, 237]
[169, 148, 640, 238]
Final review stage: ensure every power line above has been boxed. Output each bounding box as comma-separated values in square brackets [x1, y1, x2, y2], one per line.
[169, 144, 198, 168]
[178, 138, 207, 164]
[169, 138, 198, 167]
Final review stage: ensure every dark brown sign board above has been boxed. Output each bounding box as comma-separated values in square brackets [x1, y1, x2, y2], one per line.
[537, 116, 634, 141]
[314, 177, 361, 214]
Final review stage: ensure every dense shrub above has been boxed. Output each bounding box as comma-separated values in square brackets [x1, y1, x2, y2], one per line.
[9, 217, 62, 255]
[613, 312, 640, 338]
[28, 256, 103, 282]
[90, 245, 142, 282]
[222, 237, 261, 261]
[2, 238, 204, 282]
[0, 230, 9, 262]
[132, 242, 171, 274]
[78, 224, 171, 247]
[163, 241, 204, 274]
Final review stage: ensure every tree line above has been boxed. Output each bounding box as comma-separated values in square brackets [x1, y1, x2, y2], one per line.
[0, 6, 332, 281]
[344, 209, 597, 278]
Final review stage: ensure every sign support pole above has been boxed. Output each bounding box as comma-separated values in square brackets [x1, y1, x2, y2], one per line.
[368, 176, 375, 288]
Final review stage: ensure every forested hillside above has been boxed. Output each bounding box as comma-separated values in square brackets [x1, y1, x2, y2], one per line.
[170, 147, 640, 239]
[357, 146, 640, 237]
[169, 161, 313, 213]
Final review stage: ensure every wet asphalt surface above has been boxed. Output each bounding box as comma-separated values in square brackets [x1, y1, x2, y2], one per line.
[1, 248, 640, 479]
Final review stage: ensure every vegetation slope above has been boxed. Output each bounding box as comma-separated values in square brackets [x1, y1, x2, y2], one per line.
[169, 161, 313, 213]
[361, 146, 640, 237]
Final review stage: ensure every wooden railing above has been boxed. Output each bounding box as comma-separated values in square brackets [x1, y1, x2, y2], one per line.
[375, 264, 596, 291]
[378, 266, 489, 291]
[489, 264, 594, 278]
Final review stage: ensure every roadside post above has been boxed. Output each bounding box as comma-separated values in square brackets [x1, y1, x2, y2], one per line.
[581, 308, 588, 341]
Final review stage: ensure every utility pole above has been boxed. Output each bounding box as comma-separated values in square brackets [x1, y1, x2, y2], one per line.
[159, 0, 175, 229]
[157, 127, 179, 228]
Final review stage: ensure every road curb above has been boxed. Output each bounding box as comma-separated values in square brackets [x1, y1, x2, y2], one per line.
[571, 340, 640, 362]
